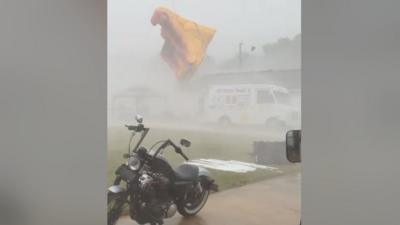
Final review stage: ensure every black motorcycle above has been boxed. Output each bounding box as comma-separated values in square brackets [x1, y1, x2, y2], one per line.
[107, 115, 218, 225]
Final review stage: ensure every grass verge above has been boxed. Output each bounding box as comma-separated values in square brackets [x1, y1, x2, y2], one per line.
[108, 126, 300, 191]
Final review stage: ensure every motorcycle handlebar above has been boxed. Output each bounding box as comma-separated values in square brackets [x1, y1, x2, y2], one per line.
[169, 140, 189, 161]
[125, 125, 137, 131]
[153, 139, 189, 161]
[179, 150, 189, 161]
[125, 124, 146, 132]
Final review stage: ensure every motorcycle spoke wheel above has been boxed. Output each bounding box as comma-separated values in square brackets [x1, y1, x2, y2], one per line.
[107, 193, 125, 225]
[178, 188, 209, 216]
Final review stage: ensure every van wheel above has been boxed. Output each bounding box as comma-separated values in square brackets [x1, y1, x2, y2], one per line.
[265, 118, 287, 133]
[218, 116, 231, 127]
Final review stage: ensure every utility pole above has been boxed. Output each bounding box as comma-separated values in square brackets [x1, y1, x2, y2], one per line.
[238, 41, 243, 67]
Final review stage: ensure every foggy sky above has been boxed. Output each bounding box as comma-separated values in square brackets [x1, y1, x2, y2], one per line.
[108, 0, 301, 96]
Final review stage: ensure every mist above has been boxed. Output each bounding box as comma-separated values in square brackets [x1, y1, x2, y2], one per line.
[107, 3, 301, 221]
[108, 0, 301, 135]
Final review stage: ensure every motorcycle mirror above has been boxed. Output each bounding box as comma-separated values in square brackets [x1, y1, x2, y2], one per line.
[180, 139, 191, 148]
[286, 130, 301, 163]
[135, 114, 143, 124]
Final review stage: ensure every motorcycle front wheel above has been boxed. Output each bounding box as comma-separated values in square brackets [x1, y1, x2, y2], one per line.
[107, 192, 125, 225]
[177, 184, 209, 217]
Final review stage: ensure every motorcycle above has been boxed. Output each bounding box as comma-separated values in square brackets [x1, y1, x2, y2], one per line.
[107, 115, 218, 225]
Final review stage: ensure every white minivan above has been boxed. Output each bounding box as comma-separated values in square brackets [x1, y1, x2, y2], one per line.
[203, 84, 300, 129]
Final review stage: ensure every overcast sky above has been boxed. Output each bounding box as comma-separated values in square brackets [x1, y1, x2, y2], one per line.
[108, 0, 301, 94]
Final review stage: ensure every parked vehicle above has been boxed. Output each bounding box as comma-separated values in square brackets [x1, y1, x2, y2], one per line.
[110, 86, 171, 123]
[286, 130, 301, 163]
[203, 84, 300, 129]
[108, 115, 218, 225]
[285, 129, 301, 225]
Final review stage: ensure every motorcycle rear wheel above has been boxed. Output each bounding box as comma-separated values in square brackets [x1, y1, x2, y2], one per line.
[177, 183, 209, 217]
[107, 192, 125, 225]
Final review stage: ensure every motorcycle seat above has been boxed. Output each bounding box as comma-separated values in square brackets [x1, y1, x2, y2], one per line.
[174, 164, 199, 181]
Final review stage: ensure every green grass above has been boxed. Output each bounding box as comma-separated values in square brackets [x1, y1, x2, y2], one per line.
[108, 126, 300, 191]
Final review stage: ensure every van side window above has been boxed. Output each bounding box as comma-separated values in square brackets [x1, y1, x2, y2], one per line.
[257, 90, 274, 104]
[224, 95, 237, 105]
[274, 91, 291, 105]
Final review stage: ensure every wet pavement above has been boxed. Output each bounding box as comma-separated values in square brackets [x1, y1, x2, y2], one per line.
[116, 172, 300, 225]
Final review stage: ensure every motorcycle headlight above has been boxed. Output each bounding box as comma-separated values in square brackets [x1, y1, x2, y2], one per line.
[128, 156, 141, 171]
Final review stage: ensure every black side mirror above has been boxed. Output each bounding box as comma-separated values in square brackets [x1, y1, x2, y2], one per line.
[180, 139, 191, 148]
[286, 130, 301, 163]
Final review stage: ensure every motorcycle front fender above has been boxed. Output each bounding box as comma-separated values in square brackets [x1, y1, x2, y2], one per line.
[108, 185, 126, 194]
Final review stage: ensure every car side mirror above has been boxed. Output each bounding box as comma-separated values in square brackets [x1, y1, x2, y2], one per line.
[286, 130, 301, 163]
[180, 139, 191, 148]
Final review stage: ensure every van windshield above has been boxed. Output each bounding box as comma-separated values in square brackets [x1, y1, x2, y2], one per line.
[274, 91, 291, 105]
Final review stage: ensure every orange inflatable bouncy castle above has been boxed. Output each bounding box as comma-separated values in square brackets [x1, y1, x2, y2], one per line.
[151, 7, 216, 80]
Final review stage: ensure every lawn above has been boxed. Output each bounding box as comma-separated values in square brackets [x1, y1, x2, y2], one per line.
[108, 126, 300, 191]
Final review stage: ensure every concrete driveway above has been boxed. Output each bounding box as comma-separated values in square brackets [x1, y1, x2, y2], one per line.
[117, 172, 301, 225]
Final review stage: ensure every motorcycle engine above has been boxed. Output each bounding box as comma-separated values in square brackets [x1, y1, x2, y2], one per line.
[131, 172, 177, 224]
